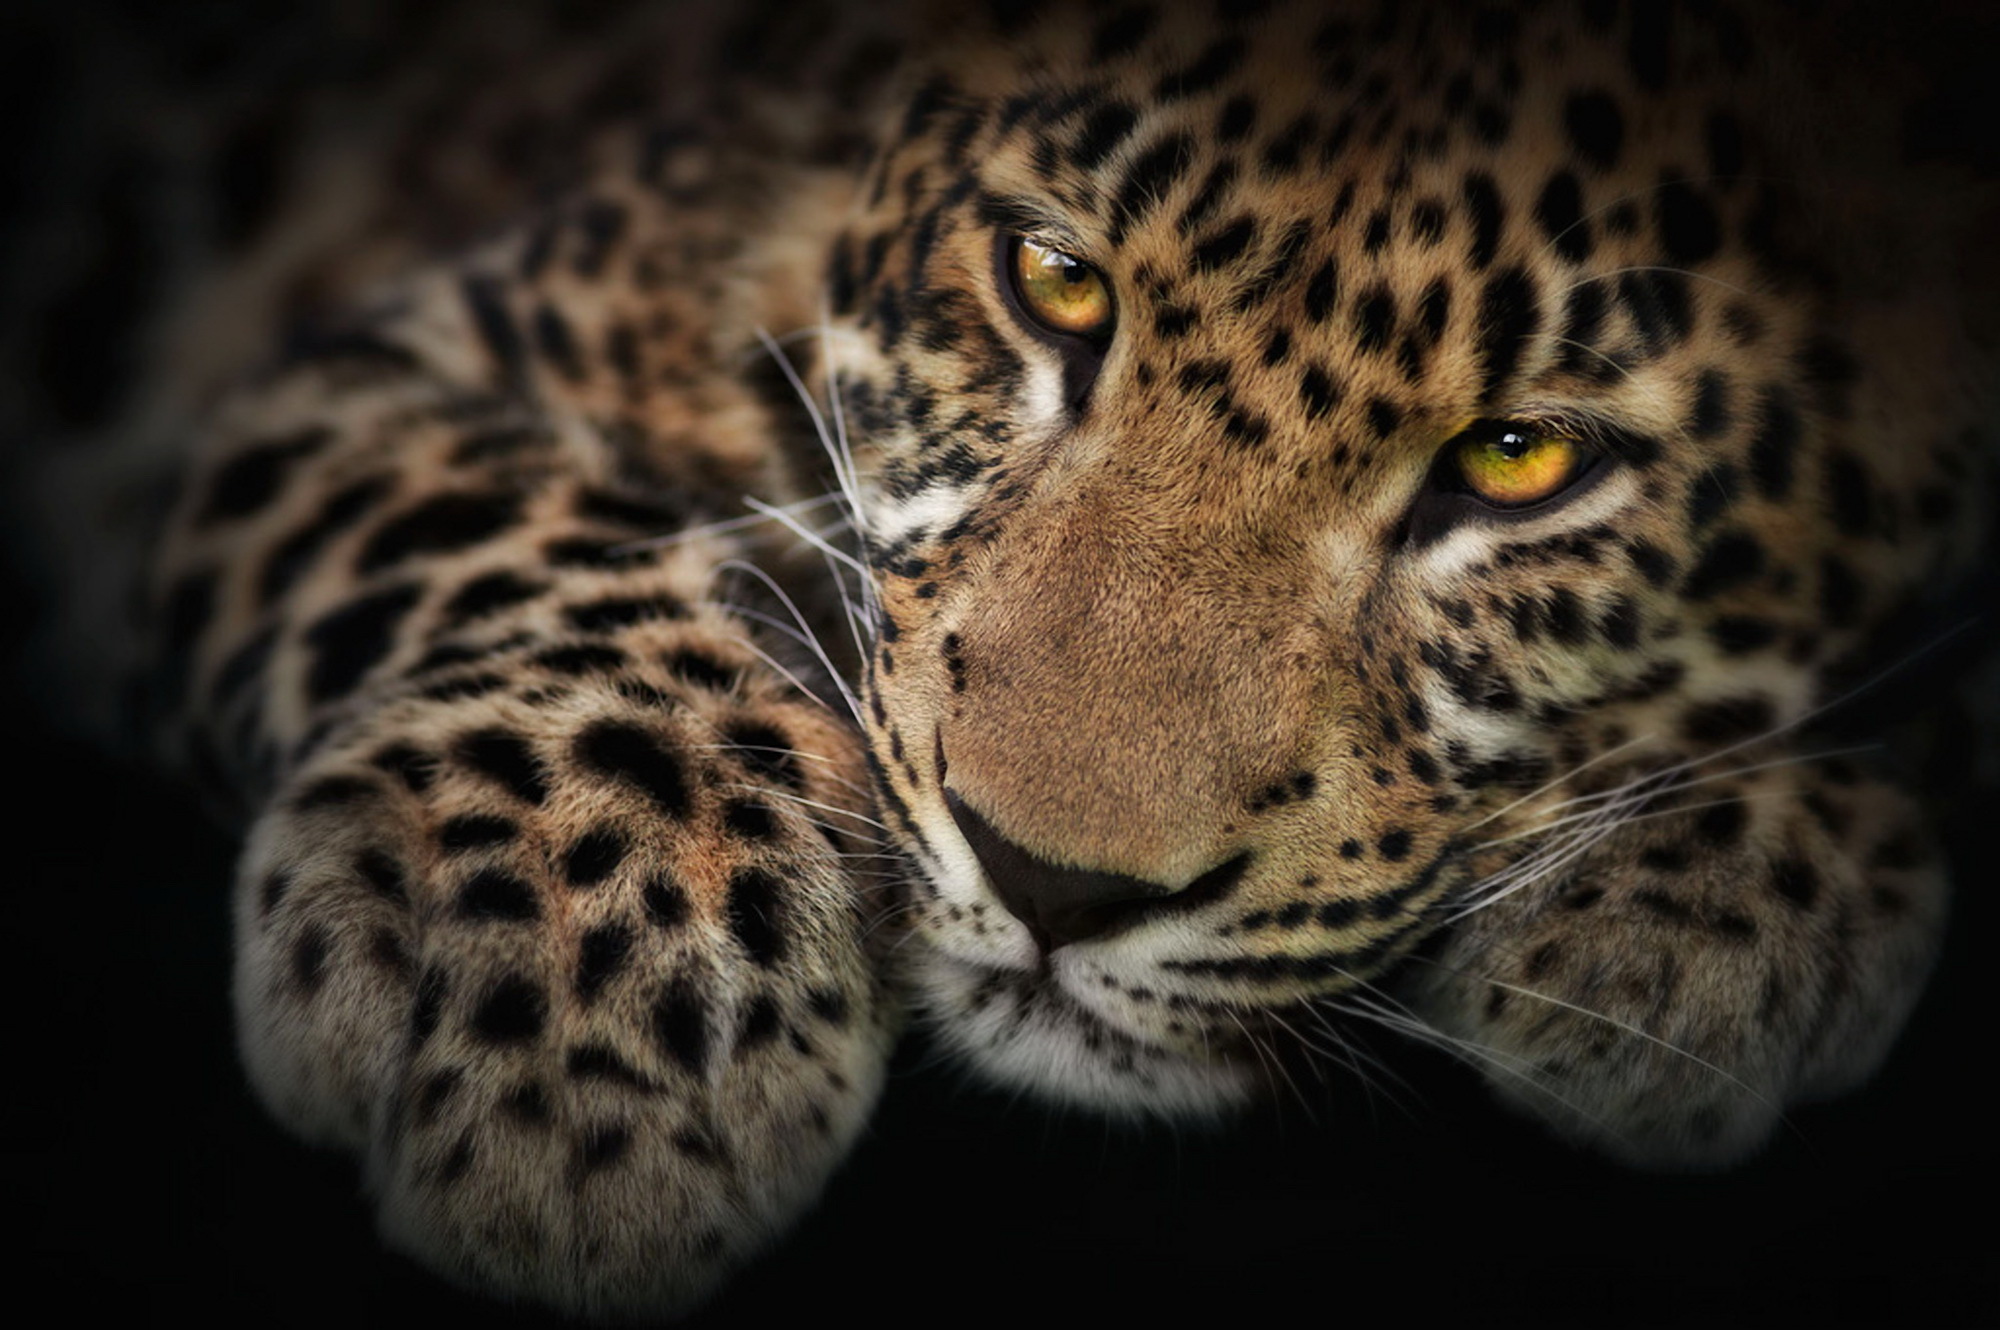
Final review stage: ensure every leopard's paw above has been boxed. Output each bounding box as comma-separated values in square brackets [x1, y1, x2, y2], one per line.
[233, 666, 897, 1316]
[1404, 761, 1946, 1167]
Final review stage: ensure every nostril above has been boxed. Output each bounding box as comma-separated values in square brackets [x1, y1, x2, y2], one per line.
[945, 787, 1196, 949]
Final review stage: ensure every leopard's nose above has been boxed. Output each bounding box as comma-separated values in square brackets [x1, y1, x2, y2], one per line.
[945, 788, 1250, 950]
[944, 788, 1167, 948]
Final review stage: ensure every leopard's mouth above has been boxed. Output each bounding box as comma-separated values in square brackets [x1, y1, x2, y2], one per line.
[904, 939, 1265, 1120]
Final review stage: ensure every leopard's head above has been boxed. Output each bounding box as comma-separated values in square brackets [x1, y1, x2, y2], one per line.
[810, 0, 1992, 1132]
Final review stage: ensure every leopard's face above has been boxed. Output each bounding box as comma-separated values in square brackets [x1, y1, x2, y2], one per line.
[817, 2, 1982, 1120]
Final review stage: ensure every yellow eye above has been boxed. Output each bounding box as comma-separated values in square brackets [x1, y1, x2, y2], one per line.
[1454, 427, 1586, 506]
[1009, 237, 1114, 338]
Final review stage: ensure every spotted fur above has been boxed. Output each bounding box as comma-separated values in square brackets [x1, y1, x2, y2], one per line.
[21, 0, 1994, 1318]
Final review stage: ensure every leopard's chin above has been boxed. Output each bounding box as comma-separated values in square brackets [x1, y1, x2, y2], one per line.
[906, 941, 1261, 1120]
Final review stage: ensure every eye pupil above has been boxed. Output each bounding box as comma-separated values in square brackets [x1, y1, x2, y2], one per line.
[1494, 431, 1531, 460]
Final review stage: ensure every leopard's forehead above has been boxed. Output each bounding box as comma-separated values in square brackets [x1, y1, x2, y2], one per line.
[841, 0, 1795, 524]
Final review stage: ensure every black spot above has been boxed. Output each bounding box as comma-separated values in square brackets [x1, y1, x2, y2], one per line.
[665, 649, 741, 692]
[533, 643, 628, 675]
[1192, 216, 1258, 272]
[576, 924, 634, 1004]
[643, 874, 691, 930]
[443, 571, 546, 625]
[1683, 696, 1775, 745]
[726, 868, 786, 967]
[1298, 365, 1340, 420]
[1367, 398, 1402, 440]
[807, 986, 851, 1027]
[1635, 889, 1694, 926]
[1626, 539, 1676, 588]
[1080, 91, 1144, 165]
[1353, 285, 1396, 354]
[573, 1125, 633, 1179]
[576, 721, 689, 816]
[413, 1067, 463, 1126]
[725, 800, 778, 841]
[545, 537, 657, 570]
[502, 1081, 551, 1126]
[292, 925, 330, 993]
[457, 869, 540, 922]
[260, 869, 293, 916]
[472, 976, 547, 1044]
[1683, 531, 1764, 600]
[1776, 856, 1824, 908]
[1111, 132, 1195, 238]
[1154, 38, 1245, 101]
[1474, 267, 1541, 404]
[1564, 90, 1623, 170]
[436, 1134, 475, 1184]
[564, 828, 629, 887]
[565, 595, 689, 633]
[410, 968, 448, 1046]
[725, 721, 803, 788]
[293, 775, 376, 812]
[356, 849, 409, 904]
[1304, 259, 1341, 323]
[458, 730, 548, 805]
[440, 814, 518, 852]
[1686, 463, 1739, 530]
[567, 1043, 648, 1086]
[652, 980, 710, 1074]
[1535, 172, 1591, 261]
[1689, 370, 1732, 439]
[462, 275, 526, 382]
[1695, 801, 1748, 846]
[577, 489, 686, 530]
[1709, 615, 1778, 655]
[1655, 179, 1720, 265]
[1642, 844, 1692, 872]
[1462, 173, 1504, 269]
[372, 744, 436, 793]
[533, 303, 584, 381]
[572, 199, 628, 278]
[1363, 208, 1391, 254]
[1599, 596, 1642, 649]
[304, 583, 422, 703]
[423, 674, 506, 703]
[358, 493, 521, 574]
[1217, 96, 1256, 142]
[452, 425, 547, 465]
[198, 427, 330, 525]
[1377, 829, 1413, 862]
[1619, 270, 1691, 348]
[738, 994, 783, 1050]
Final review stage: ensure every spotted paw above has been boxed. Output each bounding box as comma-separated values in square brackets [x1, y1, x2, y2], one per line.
[232, 644, 897, 1316]
[1404, 760, 1946, 1166]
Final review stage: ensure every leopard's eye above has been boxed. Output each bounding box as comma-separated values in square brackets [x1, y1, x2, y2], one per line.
[1008, 237, 1114, 339]
[1452, 423, 1587, 507]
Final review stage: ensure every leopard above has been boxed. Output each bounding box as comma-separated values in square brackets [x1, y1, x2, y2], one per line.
[9, 0, 1995, 1320]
